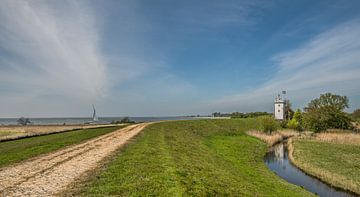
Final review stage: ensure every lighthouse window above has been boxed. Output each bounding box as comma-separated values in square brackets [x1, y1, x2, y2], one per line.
[278, 104, 280, 107]
[278, 110, 280, 112]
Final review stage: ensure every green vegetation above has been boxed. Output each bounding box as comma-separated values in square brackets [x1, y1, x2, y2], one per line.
[0, 126, 124, 167]
[352, 108, 360, 122]
[303, 93, 352, 132]
[111, 117, 135, 124]
[292, 139, 360, 194]
[287, 109, 303, 132]
[261, 116, 279, 134]
[211, 111, 271, 118]
[80, 119, 312, 196]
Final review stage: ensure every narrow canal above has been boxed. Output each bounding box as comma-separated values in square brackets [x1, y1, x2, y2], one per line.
[264, 141, 355, 197]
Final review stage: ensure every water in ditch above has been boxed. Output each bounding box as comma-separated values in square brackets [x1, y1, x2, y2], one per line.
[264, 141, 356, 197]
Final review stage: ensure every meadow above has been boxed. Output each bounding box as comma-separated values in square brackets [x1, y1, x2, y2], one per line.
[77, 119, 313, 196]
[291, 136, 360, 194]
[0, 125, 124, 167]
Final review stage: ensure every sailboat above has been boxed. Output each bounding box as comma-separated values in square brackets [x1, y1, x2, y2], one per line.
[85, 105, 99, 124]
[92, 104, 98, 122]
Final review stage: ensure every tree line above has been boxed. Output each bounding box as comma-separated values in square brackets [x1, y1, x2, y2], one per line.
[262, 92, 359, 134]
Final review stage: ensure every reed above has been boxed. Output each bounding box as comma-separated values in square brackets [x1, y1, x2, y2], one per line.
[247, 129, 298, 146]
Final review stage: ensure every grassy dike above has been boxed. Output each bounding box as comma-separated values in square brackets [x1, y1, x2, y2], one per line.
[0, 125, 125, 168]
[290, 138, 360, 194]
[79, 119, 313, 196]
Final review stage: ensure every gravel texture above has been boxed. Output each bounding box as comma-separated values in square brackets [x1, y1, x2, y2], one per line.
[0, 123, 149, 196]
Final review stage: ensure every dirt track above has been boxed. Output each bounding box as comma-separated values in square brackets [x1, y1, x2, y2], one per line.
[0, 123, 149, 196]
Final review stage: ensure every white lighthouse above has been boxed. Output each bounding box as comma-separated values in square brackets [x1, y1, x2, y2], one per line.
[274, 94, 285, 120]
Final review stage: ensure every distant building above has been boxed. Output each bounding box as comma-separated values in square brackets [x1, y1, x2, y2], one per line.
[274, 94, 285, 120]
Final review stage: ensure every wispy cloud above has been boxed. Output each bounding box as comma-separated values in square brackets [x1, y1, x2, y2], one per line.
[0, 0, 107, 101]
[207, 19, 360, 112]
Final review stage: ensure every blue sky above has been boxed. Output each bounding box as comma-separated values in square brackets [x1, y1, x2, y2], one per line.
[0, 0, 360, 117]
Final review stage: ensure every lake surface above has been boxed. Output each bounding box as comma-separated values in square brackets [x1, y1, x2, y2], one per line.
[264, 141, 355, 197]
[0, 116, 196, 125]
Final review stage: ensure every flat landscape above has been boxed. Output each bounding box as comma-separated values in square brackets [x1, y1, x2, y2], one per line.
[74, 119, 313, 196]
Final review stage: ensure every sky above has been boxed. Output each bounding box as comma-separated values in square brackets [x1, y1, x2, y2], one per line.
[0, 0, 360, 118]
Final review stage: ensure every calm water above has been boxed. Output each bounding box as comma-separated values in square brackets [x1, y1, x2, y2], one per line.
[0, 116, 196, 125]
[264, 141, 355, 197]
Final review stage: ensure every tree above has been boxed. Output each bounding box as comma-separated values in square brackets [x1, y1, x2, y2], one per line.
[261, 116, 279, 134]
[303, 93, 352, 132]
[17, 117, 31, 126]
[305, 93, 349, 111]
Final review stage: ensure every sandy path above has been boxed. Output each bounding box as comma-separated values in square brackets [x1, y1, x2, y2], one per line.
[0, 123, 149, 197]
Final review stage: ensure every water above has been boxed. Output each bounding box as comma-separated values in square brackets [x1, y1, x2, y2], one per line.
[264, 141, 355, 197]
[0, 116, 196, 125]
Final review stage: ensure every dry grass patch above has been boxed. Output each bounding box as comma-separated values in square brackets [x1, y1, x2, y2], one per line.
[246, 130, 298, 146]
[313, 132, 360, 145]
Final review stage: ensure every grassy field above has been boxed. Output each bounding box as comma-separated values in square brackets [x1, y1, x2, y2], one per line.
[291, 138, 360, 194]
[0, 125, 124, 168]
[78, 119, 313, 196]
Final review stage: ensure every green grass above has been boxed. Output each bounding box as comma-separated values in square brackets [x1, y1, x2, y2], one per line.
[81, 119, 313, 196]
[292, 139, 360, 194]
[0, 126, 124, 168]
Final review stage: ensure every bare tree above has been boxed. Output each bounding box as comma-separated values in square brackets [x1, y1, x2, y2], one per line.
[17, 117, 31, 126]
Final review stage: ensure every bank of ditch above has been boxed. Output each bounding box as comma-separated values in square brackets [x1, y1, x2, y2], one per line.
[289, 135, 360, 195]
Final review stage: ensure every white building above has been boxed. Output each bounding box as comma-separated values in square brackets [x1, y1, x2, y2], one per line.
[274, 94, 285, 120]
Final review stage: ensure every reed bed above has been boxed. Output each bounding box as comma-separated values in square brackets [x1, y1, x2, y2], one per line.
[247, 130, 298, 146]
[313, 132, 360, 145]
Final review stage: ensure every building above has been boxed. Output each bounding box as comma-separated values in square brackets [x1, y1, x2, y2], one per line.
[274, 94, 285, 120]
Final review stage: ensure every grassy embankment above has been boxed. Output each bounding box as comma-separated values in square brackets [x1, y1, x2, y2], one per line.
[0, 125, 125, 168]
[290, 133, 360, 194]
[78, 119, 313, 196]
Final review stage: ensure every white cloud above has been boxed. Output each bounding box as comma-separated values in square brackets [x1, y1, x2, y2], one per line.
[206, 19, 360, 112]
[0, 0, 107, 101]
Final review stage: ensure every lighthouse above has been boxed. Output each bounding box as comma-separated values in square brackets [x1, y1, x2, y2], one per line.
[274, 94, 285, 120]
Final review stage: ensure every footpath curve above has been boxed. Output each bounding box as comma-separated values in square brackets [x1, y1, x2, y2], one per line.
[0, 123, 149, 196]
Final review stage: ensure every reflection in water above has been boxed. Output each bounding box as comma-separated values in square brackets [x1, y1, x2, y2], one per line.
[264, 141, 355, 197]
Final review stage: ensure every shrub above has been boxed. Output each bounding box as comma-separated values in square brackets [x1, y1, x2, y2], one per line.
[287, 119, 299, 130]
[287, 109, 303, 132]
[279, 120, 288, 129]
[110, 117, 135, 124]
[261, 116, 279, 134]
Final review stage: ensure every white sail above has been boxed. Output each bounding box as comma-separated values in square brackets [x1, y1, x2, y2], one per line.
[92, 104, 98, 121]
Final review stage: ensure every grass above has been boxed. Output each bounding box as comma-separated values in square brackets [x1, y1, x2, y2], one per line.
[0, 125, 124, 168]
[291, 138, 360, 194]
[79, 119, 313, 196]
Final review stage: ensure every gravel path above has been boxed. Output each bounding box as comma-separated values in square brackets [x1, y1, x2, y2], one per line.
[0, 123, 149, 196]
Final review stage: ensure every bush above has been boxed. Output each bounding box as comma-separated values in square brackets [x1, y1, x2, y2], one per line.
[279, 120, 288, 129]
[111, 117, 135, 124]
[261, 116, 279, 134]
[287, 119, 299, 130]
[287, 109, 303, 132]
